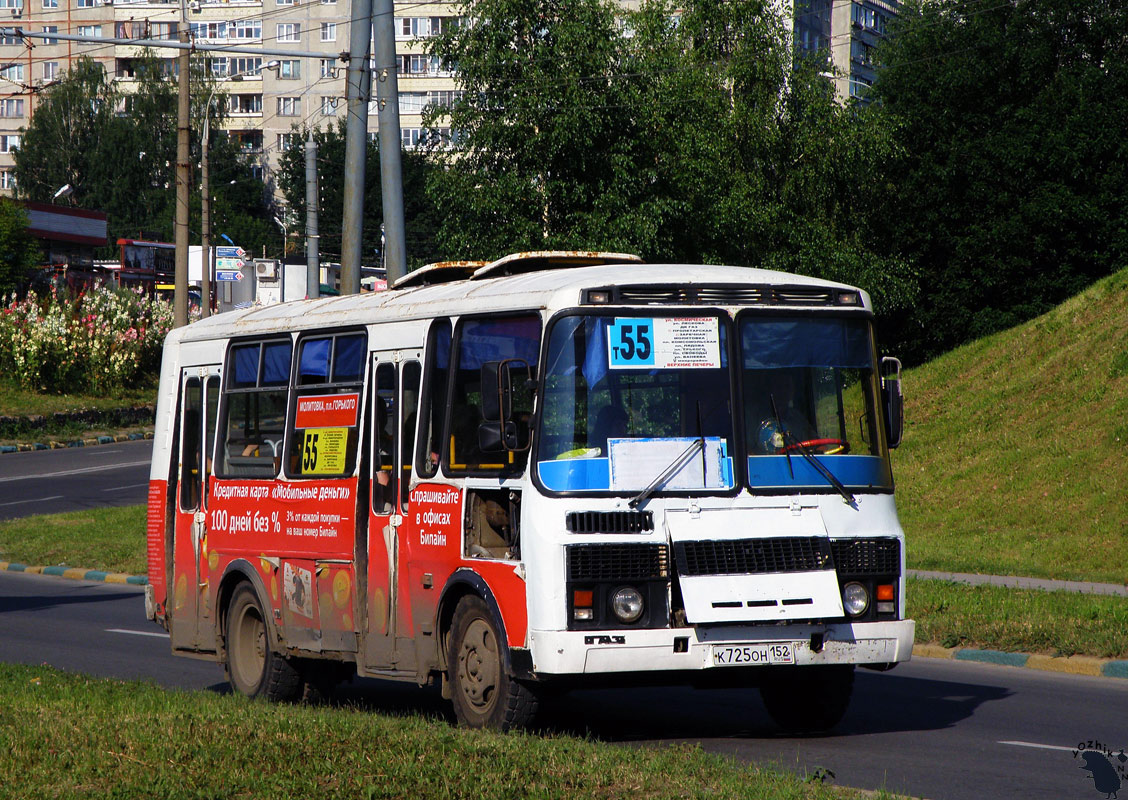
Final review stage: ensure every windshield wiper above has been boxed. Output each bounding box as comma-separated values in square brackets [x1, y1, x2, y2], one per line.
[769, 394, 857, 508]
[628, 437, 704, 509]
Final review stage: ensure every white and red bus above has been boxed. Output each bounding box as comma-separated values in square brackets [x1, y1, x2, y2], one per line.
[145, 251, 913, 732]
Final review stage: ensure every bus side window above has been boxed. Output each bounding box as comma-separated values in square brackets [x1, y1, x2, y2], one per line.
[286, 331, 367, 479]
[447, 314, 540, 475]
[417, 320, 451, 479]
[400, 360, 421, 508]
[219, 339, 292, 478]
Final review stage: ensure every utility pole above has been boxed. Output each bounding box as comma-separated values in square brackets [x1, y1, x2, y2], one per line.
[305, 129, 320, 299]
[173, 8, 191, 328]
[200, 125, 212, 319]
[339, 0, 373, 296]
[372, 0, 406, 285]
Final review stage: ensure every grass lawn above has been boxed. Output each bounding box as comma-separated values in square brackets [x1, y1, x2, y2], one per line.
[0, 379, 155, 445]
[0, 663, 888, 800]
[0, 506, 147, 576]
[895, 268, 1128, 585]
[909, 578, 1128, 659]
[0, 379, 155, 417]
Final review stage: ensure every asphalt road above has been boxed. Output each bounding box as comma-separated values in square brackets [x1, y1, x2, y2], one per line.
[1, 570, 1124, 799]
[0, 439, 152, 520]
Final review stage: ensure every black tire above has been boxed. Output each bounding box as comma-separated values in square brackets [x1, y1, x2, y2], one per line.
[447, 595, 538, 731]
[225, 583, 302, 702]
[759, 665, 855, 735]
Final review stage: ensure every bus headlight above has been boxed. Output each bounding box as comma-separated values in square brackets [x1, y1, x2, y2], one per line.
[610, 586, 644, 624]
[842, 582, 869, 617]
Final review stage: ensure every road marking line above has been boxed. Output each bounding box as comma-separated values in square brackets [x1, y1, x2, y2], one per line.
[0, 460, 151, 483]
[106, 628, 169, 639]
[0, 495, 64, 506]
[999, 741, 1077, 753]
[102, 484, 148, 493]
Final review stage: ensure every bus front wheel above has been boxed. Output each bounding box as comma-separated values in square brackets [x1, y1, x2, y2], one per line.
[225, 583, 301, 702]
[759, 664, 854, 734]
[447, 595, 538, 731]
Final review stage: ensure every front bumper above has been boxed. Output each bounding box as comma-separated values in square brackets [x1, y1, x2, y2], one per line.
[528, 619, 915, 675]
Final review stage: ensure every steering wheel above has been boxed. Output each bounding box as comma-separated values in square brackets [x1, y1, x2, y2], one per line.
[784, 438, 849, 455]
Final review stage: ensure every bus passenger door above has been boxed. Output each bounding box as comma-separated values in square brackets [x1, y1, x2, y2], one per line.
[171, 366, 220, 652]
[364, 354, 420, 670]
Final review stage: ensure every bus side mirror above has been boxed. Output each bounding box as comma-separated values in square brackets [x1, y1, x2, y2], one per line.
[479, 359, 531, 453]
[881, 357, 904, 449]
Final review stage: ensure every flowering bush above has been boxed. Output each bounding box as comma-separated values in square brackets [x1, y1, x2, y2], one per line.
[0, 287, 176, 395]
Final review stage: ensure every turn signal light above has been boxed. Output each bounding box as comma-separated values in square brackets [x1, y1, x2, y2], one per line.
[573, 589, 594, 621]
[876, 584, 895, 601]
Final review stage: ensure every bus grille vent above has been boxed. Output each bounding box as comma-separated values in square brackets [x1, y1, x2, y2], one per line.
[770, 287, 835, 304]
[674, 537, 833, 576]
[830, 538, 901, 575]
[616, 287, 690, 304]
[567, 544, 669, 581]
[566, 510, 654, 534]
[593, 284, 839, 307]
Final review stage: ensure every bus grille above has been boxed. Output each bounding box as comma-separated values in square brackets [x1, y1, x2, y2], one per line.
[567, 544, 669, 581]
[674, 537, 833, 576]
[830, 538, 901, 575]
[566, 510, 654, 534]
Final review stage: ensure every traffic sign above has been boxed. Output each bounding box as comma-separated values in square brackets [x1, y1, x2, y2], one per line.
[216, 245, 247, 260]
[216, 270, 244, 282]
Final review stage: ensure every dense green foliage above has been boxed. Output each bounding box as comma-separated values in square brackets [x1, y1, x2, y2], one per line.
[275, 122, 440, 267]
[423, 0, 917, 318]
[873, 0, 1128, 362]
[13, 56, 275, 256]
[0, 199, 39, 292]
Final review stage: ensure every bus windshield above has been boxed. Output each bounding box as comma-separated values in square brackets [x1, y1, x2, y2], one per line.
[739, 313, 891, 492]
[536, 312, 891, 494]
[538, 313, 736, 493]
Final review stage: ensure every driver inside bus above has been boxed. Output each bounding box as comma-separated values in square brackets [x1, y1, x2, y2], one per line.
[757, 370, 816, 453]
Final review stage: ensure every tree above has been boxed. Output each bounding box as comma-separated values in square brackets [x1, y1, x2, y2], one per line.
[0, 198, 40, 291]
[275, 121, 439, 267]
[13, 59, 116, 208]
[14, 55, 274, 256]
[423, 0, 916, 320]
[872, 0, 1128, 362]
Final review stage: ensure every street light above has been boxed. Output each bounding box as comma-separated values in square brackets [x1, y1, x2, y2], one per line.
[201, 59, 279, 318]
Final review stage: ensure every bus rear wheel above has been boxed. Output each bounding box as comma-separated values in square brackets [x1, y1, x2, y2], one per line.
[447, 596, 538, 731]
[759, 665, 854, 734]
[225, 583, 301, 701]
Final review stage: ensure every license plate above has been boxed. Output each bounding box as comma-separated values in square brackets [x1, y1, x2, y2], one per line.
[712, 642, 794, 667]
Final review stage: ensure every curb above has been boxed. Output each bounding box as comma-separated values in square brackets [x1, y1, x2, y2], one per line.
[912, 643, 1128, 680]
[0, 431, 152, 454]
[0, 561, 147, 586]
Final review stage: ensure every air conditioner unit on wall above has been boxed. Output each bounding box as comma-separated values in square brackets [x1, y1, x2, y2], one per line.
[255, 259, 277, 279]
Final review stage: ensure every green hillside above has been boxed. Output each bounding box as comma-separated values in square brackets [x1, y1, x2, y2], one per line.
[895, 268, 1128, 585]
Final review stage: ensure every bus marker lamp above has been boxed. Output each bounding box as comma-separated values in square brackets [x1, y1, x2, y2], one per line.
[876, 583, 895, 615]
[573, 590, 594, 621]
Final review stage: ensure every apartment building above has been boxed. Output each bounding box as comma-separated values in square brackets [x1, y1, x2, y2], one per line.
[794, 0, 901, 100]
[0, 0, 898, 197]
[0, 0, 461, 196]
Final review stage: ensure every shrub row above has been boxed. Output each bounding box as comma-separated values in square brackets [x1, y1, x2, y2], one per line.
[0, 287, 173, 395]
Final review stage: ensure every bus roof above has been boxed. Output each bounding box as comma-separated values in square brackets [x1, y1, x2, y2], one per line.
[172, 261, 871, 345]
